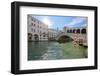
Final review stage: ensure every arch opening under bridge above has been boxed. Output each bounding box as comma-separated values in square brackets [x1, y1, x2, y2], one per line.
[55, 33, 73, 41]
[57, 35, 73, 43]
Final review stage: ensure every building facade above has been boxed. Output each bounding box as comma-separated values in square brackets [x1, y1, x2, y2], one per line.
[28, 15, 48, 41]
[28, 15, 58, 41]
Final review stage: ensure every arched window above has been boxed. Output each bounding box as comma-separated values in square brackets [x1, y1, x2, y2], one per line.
[81, 29, 86, 34]
[77, 29, 80, 33]
[43, 35, 46, 37]
[70, 29, 72, 33]
[73, 29, 75, 33]
[34, 24, 35, 26]
[28, 33, 32, 40]
[34, 34, 39, 41]
[43, 32, 46, 37]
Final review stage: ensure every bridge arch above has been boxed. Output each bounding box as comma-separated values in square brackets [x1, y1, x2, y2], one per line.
[28, 33, 32, 41]
[81, 28, 86, 34]
[55, 33, 73, 41]
[57, 34, 73, 43]
[34, 34, 39, 41]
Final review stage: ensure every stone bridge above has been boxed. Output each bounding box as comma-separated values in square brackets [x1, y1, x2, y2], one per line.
[55, 32, 87, 46]
[55, 32, 87, 41]
[55, 32, 73, 40]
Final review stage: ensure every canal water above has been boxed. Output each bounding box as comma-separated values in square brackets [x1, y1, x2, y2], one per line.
[28, 41, 87, 60]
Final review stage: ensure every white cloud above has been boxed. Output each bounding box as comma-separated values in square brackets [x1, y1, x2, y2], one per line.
[81, 24, 87, 27]
[66, 17, 87, 27]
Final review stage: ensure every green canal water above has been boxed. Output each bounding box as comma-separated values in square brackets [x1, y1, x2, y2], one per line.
[28, 41, 88, 60]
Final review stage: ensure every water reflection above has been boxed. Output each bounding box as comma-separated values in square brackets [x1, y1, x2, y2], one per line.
[28, 41, 87, 60]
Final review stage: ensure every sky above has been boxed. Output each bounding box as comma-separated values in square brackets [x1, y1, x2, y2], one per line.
[33, 15, 87, 30]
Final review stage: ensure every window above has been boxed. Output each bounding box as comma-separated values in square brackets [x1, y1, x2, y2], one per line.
[73, 29, 75, 33]
[38, 30, 39, 32]
[70, 29, 72, 33]
[43, 35, 45, 37]
[34, 29, 35, 32]
[31, 28, 33, 31]
[34, 24, 35, 26]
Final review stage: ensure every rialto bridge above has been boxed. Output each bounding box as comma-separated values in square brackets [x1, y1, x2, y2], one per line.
[55, 27, 87, 46]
